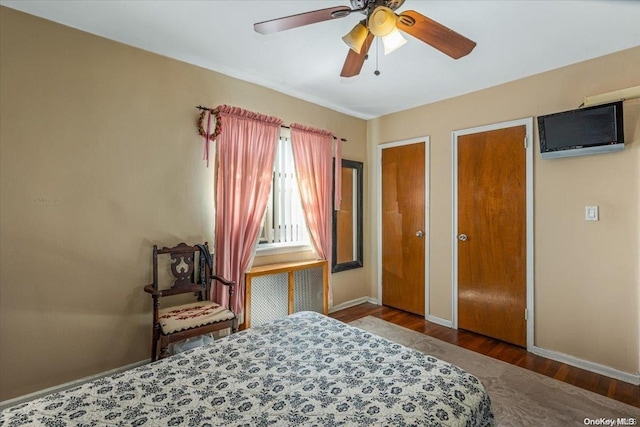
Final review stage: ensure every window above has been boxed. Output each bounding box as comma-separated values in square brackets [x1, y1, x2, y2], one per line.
[257, 135, 310, 252]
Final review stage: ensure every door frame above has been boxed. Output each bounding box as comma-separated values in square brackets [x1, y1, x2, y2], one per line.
[377, 136, 430, 318]
[452, 118, 535, 351]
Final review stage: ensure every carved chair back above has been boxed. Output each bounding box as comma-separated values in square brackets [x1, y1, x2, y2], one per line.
[151, 242, 210, 299]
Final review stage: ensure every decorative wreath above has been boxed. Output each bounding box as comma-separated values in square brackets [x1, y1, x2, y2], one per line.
[197, 109, 221, 141]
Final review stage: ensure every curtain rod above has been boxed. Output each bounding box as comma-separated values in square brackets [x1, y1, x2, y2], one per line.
[196, 105, 347, 142]
[280, 125, 347, 142]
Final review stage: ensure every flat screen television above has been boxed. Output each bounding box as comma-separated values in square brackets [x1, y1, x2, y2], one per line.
[537, 101, 624, 159]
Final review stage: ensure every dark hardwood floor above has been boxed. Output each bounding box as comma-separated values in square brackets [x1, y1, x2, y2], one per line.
[329, 303, 640, 408]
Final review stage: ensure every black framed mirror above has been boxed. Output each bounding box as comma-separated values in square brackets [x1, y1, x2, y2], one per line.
[332, 159, 363, 273]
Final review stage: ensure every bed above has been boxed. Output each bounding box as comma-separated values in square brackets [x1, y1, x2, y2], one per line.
[1, 311, 494, 426]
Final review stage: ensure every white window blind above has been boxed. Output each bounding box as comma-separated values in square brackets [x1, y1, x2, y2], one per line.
[258, 136, 310, 249]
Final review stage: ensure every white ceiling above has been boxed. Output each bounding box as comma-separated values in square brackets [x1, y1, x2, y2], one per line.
[2, 0, 639, 119]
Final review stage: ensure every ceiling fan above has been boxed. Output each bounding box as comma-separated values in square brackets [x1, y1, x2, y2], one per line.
[254, 0, 476, 78]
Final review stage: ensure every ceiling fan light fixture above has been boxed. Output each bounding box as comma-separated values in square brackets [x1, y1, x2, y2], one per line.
[368, 6, 397, 37]
[381, 27, 407, 55]
[342, 23, 368, 54]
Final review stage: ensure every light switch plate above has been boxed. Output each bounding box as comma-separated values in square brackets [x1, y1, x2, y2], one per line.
[585, 206, 599, 221]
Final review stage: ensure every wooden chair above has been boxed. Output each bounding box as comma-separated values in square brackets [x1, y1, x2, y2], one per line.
[144, 242, 237, 361]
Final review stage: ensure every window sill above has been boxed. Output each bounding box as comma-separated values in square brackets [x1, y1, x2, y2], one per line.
[255, 243, 313, 257]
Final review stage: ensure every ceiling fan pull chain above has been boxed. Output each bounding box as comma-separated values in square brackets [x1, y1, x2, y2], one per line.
[374, 37, 381, 76]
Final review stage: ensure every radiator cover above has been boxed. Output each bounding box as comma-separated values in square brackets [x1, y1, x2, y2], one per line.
[245, 260, 328, 328]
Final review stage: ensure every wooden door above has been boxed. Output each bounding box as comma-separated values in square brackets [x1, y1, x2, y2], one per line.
[381, 142, 425, 315]
[457, 126, 527, 347]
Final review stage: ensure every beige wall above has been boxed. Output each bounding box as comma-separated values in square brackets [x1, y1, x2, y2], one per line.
[367, 47, 640, 376]
[0, 7, 368, 400]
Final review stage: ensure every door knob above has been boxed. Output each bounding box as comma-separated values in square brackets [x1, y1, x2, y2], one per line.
[416, 230, 424, 237]
[458, 234, 468, 241]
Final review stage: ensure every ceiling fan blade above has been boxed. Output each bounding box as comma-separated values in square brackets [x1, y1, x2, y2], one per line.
[340, 32, 375, 77]
[396, 10, 476, 59]
[254, 6, 352, 35]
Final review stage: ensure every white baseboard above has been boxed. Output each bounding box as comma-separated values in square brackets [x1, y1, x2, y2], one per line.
[0, 359, 150, 410]
[329, 296, 379, 313]
[426, 314, 453, 328]
[531, 345, 640, 386]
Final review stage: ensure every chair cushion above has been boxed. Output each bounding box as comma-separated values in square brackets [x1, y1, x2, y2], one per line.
[158, 301, 235, 334]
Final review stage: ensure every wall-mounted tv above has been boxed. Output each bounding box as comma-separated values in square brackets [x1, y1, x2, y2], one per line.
[537, 101, 624, 159]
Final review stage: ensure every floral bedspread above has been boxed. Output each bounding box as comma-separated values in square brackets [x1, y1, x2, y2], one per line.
[1, 311, 494, 426]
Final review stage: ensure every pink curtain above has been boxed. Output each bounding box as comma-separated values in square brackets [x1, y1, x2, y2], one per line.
[214, 105, 283, 315]
[290, 124, 334, 270]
